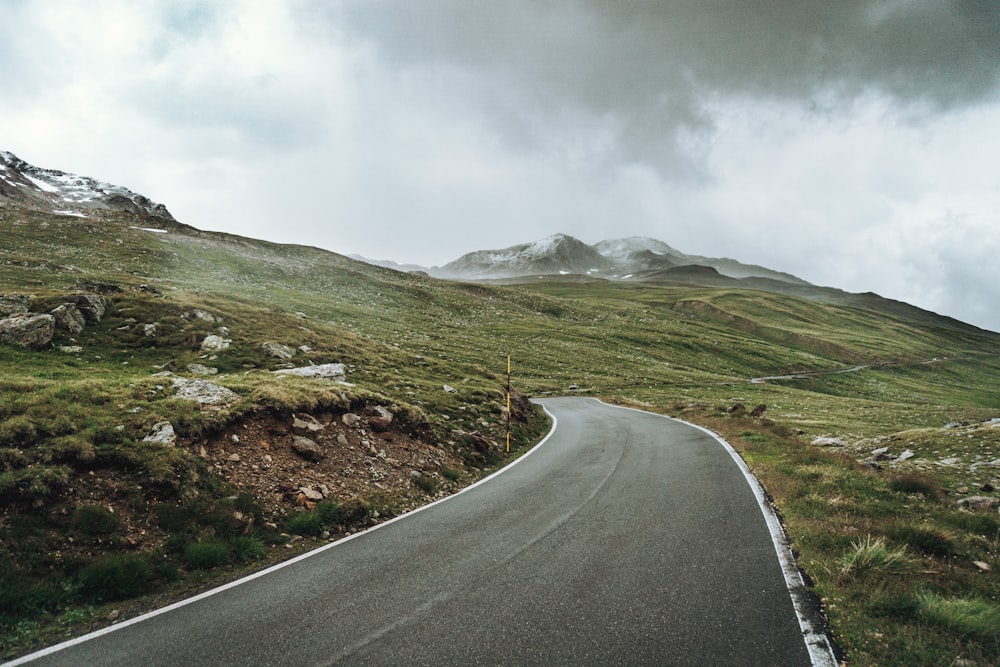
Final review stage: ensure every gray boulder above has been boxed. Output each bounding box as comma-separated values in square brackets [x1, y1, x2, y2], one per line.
[71, 294, 109, 323]
[51, 303, 86, 334]
[201, 334, 231, 352]
[262, 341, 296, 360]
[0, 314, 55, 349]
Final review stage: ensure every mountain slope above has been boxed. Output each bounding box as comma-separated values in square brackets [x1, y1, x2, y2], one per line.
[0, 151, 176, 222]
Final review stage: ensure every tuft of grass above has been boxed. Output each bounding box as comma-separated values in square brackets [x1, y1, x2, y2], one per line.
[917, 592, 1000, 639]
[72, 504, 119, 536]
[412, 474, 438, 495]
[889, 473, 941, 498]
[77, 554, 152, 602]
[228, 536, 266, 563]
[182, 540, 231, 570]
[838, 535, 912, 577]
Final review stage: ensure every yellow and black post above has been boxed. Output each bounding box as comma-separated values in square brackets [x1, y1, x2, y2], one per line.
[505, 354, 511, 454]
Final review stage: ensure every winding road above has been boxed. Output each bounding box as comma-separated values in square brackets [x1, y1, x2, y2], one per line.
[9, 397, 835, 666]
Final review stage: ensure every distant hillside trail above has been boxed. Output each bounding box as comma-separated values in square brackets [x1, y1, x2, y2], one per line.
[749, 354, 980, 384]
[8, 398, 835, 666]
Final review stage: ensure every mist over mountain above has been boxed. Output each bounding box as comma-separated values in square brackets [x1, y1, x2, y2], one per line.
[0, 151, 175, 223]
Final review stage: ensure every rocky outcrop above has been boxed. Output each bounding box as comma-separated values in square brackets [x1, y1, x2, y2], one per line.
[0, 314, 55, 349]
[274, 363, 346, 381]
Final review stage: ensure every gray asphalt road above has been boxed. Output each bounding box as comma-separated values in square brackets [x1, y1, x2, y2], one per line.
[11, 397, 831, 666]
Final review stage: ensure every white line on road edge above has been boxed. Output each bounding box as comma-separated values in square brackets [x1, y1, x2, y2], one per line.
[594, 399, 839, 667]
[4, 414, 560, 666]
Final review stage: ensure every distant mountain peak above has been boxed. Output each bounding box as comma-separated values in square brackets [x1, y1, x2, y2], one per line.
[0, 150, 175, 222]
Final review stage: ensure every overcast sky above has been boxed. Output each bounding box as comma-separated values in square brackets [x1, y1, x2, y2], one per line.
[3, 1, 999, 331]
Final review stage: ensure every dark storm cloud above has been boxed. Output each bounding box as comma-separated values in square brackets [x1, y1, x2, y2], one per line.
[333, 0, 1000, 171]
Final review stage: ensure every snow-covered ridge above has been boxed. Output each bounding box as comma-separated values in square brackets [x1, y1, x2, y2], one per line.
[0, 150, 175, 221]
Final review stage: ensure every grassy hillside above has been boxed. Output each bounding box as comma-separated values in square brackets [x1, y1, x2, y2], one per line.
[2, 206, 1000, 664]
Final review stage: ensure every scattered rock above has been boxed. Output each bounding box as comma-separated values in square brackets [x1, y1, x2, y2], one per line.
[273, 363, 346, 381]
[227, 453, 241, 463]
[957, 486, 970, 495]
[897, 449, 915, 462]
[956, 496, 1000, 511]
[171, 378, 239, 405]
[262, 341, 296, 360]
[443, 385, 458, 394]
[812, 437, 846, 447]
[291, 436, 324, 462]
[186, 363, 218, 376]
[342, 413, 361, 427]
[981, 483, 995, 493]
[142, 421, 176, 446]
[200, 334, 231, 353]
[871, 447, 892, 460]
[50, 303, 86, 334]
[973, 561, 992, 572]
[58, 345, 83, 353]
[0, 314, 55, 349]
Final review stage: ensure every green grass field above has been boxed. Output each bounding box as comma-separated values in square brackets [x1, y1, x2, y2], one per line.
[2, 206, 999, 664]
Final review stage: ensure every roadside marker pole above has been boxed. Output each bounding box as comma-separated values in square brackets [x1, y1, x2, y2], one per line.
[506, 354, 511, 453]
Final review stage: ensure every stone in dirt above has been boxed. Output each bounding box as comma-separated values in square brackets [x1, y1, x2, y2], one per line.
[171, 378, 239, 405]
[143, 421, 176, 446]
[291, 435, 324, 462]
[0, 314, 55, 349]
[299, 487, 324, 502]
[342, 413, 361, 427]
[370, 406, 394, 432]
